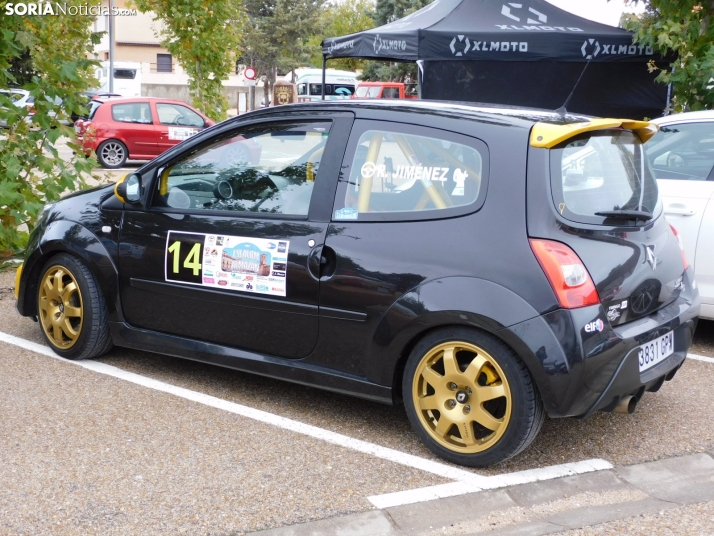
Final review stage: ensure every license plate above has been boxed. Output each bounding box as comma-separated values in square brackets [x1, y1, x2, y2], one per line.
[637, 331, 674, 372]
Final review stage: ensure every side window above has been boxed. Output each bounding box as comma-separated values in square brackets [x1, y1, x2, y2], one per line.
[153, 121, 331, 216]
[156, 103, 205, 127]
[646, 122, 714, 181]
[111, 102, 152, 124]
[381, 87, 400, 99]
[333, 123, 487, 221]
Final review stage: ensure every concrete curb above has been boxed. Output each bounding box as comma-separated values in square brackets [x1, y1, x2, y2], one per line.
[249, 452, 714, 535]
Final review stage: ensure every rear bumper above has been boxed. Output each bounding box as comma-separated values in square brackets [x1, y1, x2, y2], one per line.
[502, 271, 700, 418]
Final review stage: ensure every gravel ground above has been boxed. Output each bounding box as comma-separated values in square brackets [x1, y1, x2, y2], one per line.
[0, 344, 445, 535]
[3, 267, 714, 534]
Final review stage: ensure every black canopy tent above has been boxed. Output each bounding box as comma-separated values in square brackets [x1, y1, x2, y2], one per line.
[320, 0, 669, 119]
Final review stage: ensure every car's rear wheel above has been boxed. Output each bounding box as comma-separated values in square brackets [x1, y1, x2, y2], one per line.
[37, 254, 113, 360]
[97, 139, 128, 168]
[403, 327, 544, 467]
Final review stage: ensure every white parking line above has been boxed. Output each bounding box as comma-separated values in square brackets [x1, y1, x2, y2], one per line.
[688, 353, 714, 364]
[0, 330, 489, 487]
[368, 459, 613, 508]
[0, 329, 612, 503]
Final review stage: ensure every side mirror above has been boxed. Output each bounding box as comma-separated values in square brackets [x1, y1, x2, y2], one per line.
[114, 173, 142, 204]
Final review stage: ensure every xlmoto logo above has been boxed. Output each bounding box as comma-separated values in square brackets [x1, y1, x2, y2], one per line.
[373, 35, 407, 55]
[449, 35, 528, 56]
[501, 2, 547, 24]
[581, 38, 654, 58]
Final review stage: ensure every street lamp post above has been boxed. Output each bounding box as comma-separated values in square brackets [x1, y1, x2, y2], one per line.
[108, 0, 115, 93]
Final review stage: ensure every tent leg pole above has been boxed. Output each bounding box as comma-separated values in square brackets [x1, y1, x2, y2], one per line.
[322, 55, 327, 101]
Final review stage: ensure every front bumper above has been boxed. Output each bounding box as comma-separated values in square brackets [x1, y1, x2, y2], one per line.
[503, 271, 700, 418]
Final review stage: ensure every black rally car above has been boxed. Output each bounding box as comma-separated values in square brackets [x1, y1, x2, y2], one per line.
[15, 101, 700, 467]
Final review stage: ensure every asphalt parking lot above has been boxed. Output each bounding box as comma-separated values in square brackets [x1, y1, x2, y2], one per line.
[2, 263, 714, 535]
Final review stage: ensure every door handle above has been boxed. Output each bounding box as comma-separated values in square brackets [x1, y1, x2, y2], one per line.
[664, 203, 696, 216]
[307, 245, 336, 281]
[307, 245, 322, 280]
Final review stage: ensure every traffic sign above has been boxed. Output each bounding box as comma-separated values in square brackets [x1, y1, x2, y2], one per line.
[244, 66, 256, 80]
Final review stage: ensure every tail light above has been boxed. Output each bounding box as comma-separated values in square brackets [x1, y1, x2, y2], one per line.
[530, 239, 600, 309]
[669, 224, 689, 270]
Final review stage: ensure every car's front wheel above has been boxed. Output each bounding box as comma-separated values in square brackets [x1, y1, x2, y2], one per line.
[403, 327, 544, 467]
[97, 139, 128, 168]
[37, 254, 113, 360]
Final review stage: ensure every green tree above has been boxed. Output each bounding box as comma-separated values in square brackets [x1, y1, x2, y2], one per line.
[624, 1, 714, 111]
[310, 0, 375, 71]
[360, 0, 433, 82]
[241, 0, 325, 100]
[133, 0, 245, 121]
[0, 4, 100, 254]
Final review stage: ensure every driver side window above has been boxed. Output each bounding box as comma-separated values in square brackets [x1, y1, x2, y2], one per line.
[156, 103, 205, 127]
[152, 121, 332, 216]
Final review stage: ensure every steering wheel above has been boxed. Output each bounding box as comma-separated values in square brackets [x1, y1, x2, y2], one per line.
[250, 174, 279, 211]
[174, 116, 187, 126]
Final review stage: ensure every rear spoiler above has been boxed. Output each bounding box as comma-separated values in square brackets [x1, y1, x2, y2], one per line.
[530, 119, 659, 148]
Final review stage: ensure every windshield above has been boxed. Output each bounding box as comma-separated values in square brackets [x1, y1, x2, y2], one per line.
[550, 130, 660, 224]
[114, 69, 136, 79]
[87, 100, 103, 120]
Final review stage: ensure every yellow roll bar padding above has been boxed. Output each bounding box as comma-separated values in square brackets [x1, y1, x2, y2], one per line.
[530, 119, 659, 148]
[357, 132, 383, 212]
[393, 134, 447, 210]
[159, 167, 171, 196]
[14, 262, 23, 300]
[421, 139, 482, 193]
[113, 173, 128, 203]
[306, 147, 324, 182]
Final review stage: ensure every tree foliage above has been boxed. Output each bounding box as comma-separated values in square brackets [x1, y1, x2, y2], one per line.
[309, 0, 375, 71]
[241, 0, 324, 97]
[134, 0, 245, 121]
[624, 1, 714, 111]
[360, 0, 433, 82]
[0, 4, 100, 254]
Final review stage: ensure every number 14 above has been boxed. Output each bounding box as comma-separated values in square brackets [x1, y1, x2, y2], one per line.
[167, 241, 202, 275]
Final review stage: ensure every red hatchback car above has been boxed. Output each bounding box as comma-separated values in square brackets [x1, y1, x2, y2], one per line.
[75, 97, 216, 168]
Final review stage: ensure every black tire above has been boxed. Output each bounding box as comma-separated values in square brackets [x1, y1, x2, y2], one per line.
[97, 139, 128, 168]
[37, 253, 113, 360]
[402, 327, 544, 467]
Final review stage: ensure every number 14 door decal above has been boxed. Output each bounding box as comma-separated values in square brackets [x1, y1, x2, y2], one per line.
[165, 231, 290, 297]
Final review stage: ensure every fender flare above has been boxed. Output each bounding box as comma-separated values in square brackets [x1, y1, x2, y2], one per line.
[366, 276, 547, 396]
[18, 220, 123, 322]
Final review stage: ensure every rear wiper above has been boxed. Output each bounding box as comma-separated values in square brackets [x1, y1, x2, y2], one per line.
[595, 209, 653, 221]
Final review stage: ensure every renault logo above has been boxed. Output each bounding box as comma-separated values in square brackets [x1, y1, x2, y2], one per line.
[645, 245, 657, 271]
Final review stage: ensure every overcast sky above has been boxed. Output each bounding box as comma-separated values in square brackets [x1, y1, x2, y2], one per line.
[544, 0, 645, 27]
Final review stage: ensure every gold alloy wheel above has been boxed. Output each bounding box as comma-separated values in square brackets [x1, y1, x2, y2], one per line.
[38, 265, 83, 350]
[412, 341, 512, 453]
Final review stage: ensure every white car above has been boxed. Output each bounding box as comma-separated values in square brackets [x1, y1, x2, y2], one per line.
[0, 88, 68, 127]
[648, 111, 714, 319]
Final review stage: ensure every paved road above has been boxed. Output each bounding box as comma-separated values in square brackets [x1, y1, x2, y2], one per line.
[2, 268, 714, 534]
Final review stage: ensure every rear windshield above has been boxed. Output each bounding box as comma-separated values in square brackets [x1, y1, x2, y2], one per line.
[550, 130, 659, 225]
[87, 100, 102, 120]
